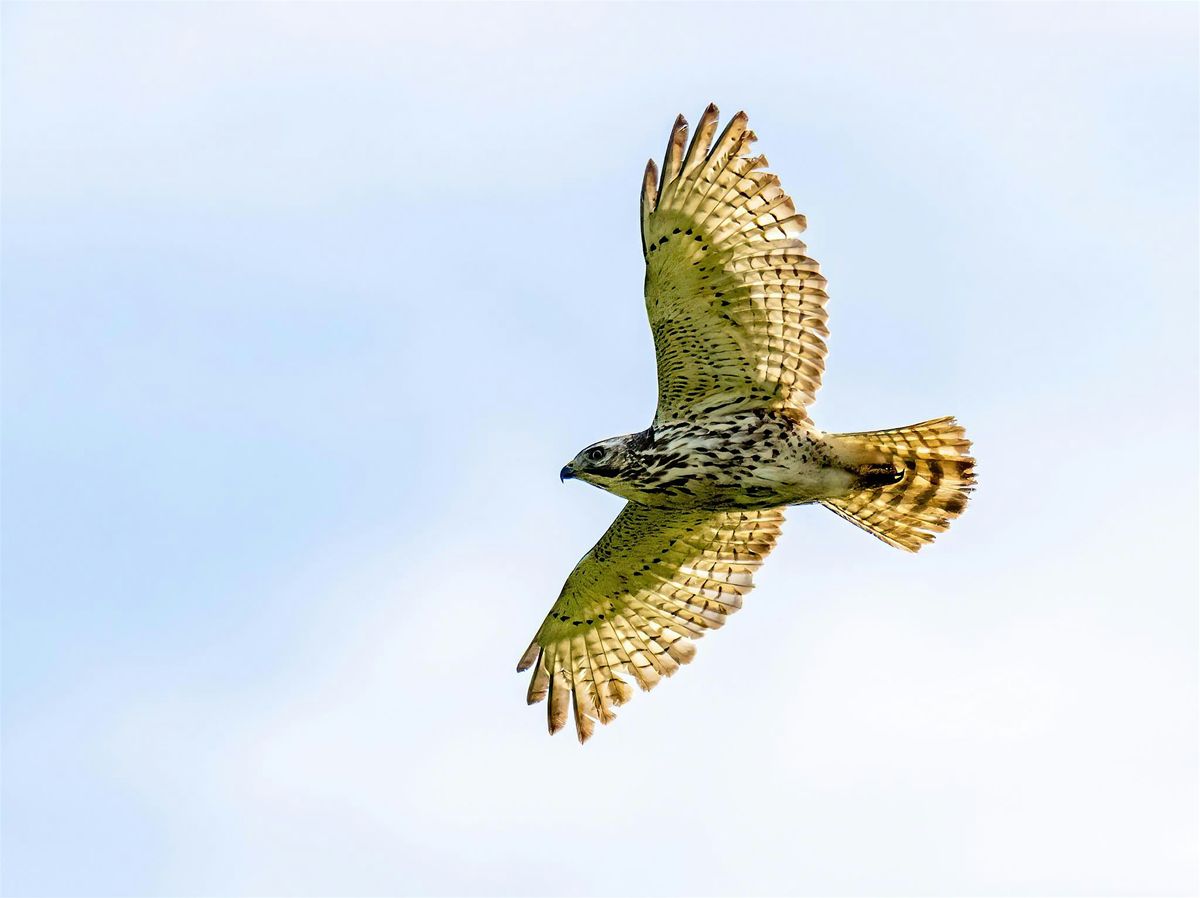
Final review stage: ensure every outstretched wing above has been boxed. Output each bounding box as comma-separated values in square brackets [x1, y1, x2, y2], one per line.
[641, 104, 829, 423]
[516, 502, 784, 742]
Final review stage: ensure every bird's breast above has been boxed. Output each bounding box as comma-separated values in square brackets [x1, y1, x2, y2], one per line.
[613, 413, 854, 509]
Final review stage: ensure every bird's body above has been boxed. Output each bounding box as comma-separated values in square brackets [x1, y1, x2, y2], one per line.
[518, 105, 976, 742]
[570, 412, 855, 510]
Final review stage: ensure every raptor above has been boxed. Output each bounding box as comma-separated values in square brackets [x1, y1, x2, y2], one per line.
[517, 105, 975, 742]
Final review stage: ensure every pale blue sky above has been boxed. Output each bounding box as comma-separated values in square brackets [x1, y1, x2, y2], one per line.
[2, 3, 1197, 896]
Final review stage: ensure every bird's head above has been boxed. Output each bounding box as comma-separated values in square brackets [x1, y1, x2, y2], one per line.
[560, 429, 654, 491]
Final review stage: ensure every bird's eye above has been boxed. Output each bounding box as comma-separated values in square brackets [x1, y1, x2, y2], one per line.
[587, 447, 606, 462]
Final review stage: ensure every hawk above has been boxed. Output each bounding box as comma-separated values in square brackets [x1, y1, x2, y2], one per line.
[517, 105, 975, 742]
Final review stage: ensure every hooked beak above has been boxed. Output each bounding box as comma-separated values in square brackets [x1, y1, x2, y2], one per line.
[559, 464, 576, 483]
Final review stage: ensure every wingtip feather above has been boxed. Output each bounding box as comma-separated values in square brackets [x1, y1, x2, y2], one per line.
[516, 640, 539, 672]
[547, 668, 570, 735]
[521, 506, 786, 742]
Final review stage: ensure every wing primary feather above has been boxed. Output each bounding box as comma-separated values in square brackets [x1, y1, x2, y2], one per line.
[659, 114, 688, 195]
[547, 645, 570, 735]
[526, 649, 549, 704]
[582, 629, 618, 723]
[681, 102, 720, 178]
[687, 111, 751, 210]
[516, 639, 540, 672]
[571, 687, 595, 744]
[570, 636, 600, 742]
[708, 110, 749, 166]
[641, 158, 659, 253]
[689, 131, 759, 219]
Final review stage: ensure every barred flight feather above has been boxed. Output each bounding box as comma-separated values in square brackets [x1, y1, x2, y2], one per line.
[516, 502, 783, 743]
[640, 104, 828, 423]
[823, 417, 976, 552]
[517, 106, 976, 743]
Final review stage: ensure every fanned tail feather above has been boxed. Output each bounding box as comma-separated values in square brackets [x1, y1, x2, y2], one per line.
[823, 416, 975, 552]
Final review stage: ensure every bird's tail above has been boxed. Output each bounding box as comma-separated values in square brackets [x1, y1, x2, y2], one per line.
[822, 416, 975, 552]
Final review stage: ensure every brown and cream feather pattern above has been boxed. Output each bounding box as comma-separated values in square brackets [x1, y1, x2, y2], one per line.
[518, 105, 975, 742]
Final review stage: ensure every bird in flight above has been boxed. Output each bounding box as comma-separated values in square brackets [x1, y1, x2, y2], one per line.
[517, 105, 975, 742]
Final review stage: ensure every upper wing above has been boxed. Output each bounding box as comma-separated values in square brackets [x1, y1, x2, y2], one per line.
[516, 502, 784, 742]
[641, 104, 830, 423]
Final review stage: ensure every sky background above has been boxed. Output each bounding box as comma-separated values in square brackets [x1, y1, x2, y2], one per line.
[2, 3, 1197, 896]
